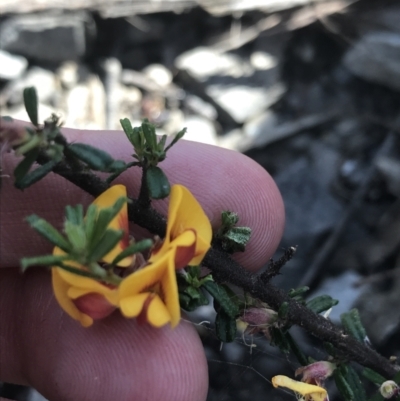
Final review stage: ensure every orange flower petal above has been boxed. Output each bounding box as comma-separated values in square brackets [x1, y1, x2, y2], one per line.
[52, 268, 93, 327]
[272, 375, 328, 401]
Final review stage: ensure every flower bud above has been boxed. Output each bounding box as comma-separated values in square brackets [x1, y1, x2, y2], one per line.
[237, 307, 277, 336]
[296, 361, 336, 386]
[380, 381, 400, 399]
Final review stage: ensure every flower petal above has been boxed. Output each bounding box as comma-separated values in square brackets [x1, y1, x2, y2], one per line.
[92, 185, 131, 266]
[272, 375, 328, 401]
[146, 295, 172, 327]
[57, 268, 119, 305]
[165, 185, 212, 264]
[120, 293, 151, 318]
[52, 268, 93, 327]
[119, 252, 181, 328]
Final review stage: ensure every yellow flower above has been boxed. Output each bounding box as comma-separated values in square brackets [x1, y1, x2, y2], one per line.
[150, 184, 212, 269]
[118, 184, 211, 328]
[52, 185, 131, 327]
[119, 251, 180, 328]
[272, 375, 328, 401]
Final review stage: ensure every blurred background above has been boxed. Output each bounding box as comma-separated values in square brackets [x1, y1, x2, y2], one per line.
[1, 0, 400, 400]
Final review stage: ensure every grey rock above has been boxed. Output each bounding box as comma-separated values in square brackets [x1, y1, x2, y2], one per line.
[0, 11, 93, 63]
[183, 115, 218, 145]
[343, 32, 400, 91]
[0, 49, 27, 80]
[206, 81, 284, 124]
[175, 47, 254, 81]
[0, 67, 56, 108]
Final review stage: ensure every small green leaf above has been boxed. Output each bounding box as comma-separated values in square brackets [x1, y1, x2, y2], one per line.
[88, 229, 124, 262]
[21, 254, 70, 271]
[341, 309, 367, 343]
[68, 143, 117, 171]
[278, 302, 289, 320]
[221, 211, 239, 228]
[23, 87, 39, 126]
[203, 281, 239, 319]
[111, 239, 153, 266]
[14, 148, 39, 181]
[362, 368, 386, 386]
[26, 215, 71, 252]
[15, 159, 57, 189]
[288, 286, 310, 298]
[215, 310, 237, 343]
[307, 295, 339, 314]
[165, 127, 186, 152]
[2, 116, 14, 122]
[146, 166, 170, 199]
[179, 290, 209, 311]
[221, 226, 252, 253]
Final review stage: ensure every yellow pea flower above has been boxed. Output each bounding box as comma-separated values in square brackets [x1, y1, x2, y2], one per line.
[272, 375, 328, 401]
[150, 184, 212, 269]
[52, 185, 132, 327]
[119, 252, 180, 328]
[118, 184, 211, 328]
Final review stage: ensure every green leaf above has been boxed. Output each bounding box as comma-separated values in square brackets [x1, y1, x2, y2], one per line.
[84, 204, 98, 243]
[15, 159, 57, 189]
[1, 116, 14, 122]
[334, 366, 355, 401]
[13, 148, 39, 181]
[307, 295, 339, 314]
[21, 254, 70, 271]
[111, 239, 153, 266]
[88, 196, 127, 248]
[203, 281, 239, 319]
[157, 135, 167, 152]
[142, 120, 157, 149]
[346, 365, 367, 401]
[146, 166, 170, 199]
[284, 331, 308, 366]
[120, 118, 134, 137]
[341, 309, 368, 343]
[64, 221, 87, 252]
[215, 310, 237, 343]
[65, 205, 84, 226]
[26, 214, 71, 252]
[68, 143, 117, 171]
[88, 229, 124, 262]
[165, 127, 186, 152]
[270, 327, 291, 354]
[23, 87, 39, 126]
[362, 368, 386, 386]
[220, 226, 252, 253]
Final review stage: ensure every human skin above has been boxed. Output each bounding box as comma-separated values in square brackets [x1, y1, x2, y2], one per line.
[0, 125, 285, 401]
